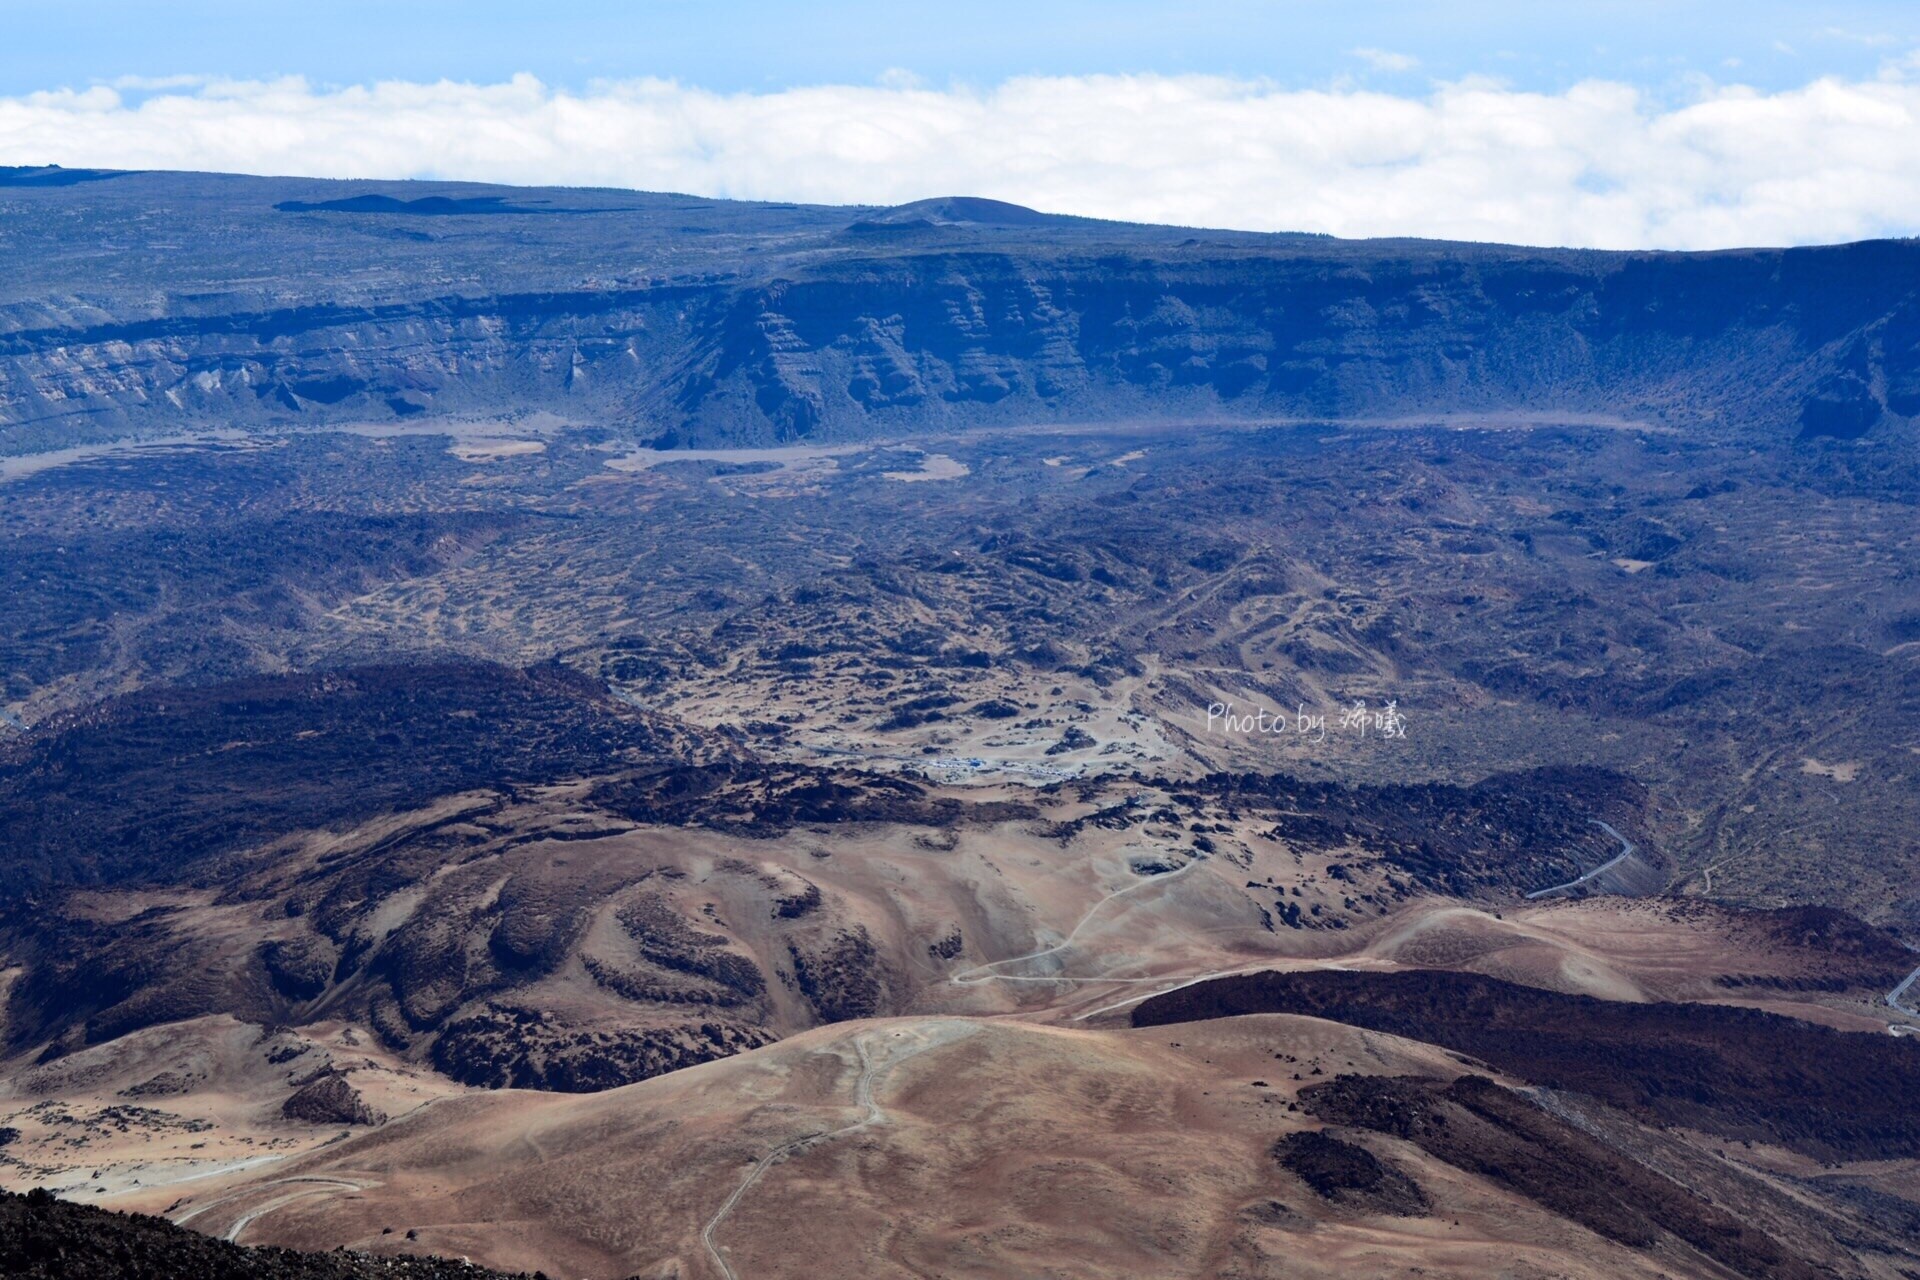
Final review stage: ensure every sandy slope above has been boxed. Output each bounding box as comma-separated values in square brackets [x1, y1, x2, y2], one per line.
[113, 880, 1920, 1280]
[12, 850, 1908, 1279]
[134, 1014, 1705, 1280]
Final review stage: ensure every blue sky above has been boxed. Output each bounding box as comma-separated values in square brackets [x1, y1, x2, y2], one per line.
[5, 1, 1918, 96]
[6, 3, 1920, 248]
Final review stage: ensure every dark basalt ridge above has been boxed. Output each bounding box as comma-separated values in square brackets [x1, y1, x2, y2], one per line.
[1168, 765, 1650, 897]
[1135, 968, 1920, 1160]
[1299, 1074, 1837, 1280]
[591, 761, 1037, 835]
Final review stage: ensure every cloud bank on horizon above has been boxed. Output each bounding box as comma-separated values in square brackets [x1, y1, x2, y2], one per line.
[6, 68, 1920, 250]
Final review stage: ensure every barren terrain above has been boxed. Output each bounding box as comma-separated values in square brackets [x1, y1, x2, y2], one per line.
[2, 171, 1918, 1277]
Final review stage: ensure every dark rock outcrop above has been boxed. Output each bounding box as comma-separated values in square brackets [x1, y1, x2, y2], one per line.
[1136, 968, 1920, 1161]
[788, 926, 888, 1024]
[281, 1072, 386, 1127]
[430, 1005, 772, 1092]
[1271, 1129, 1429, 1217]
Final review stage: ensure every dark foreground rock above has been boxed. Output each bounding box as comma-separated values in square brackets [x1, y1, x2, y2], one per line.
[0, 1187, 542, 1280]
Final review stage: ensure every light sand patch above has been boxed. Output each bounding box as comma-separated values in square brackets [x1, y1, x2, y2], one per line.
[604, 443, 868, 473]
[1353, 409, 1663, 432]
[0, 1015, 463, 1202]
[883, 453, 969, 482]
[449, 438, 546, 462]
[1612, 558, 1654, 573]
[1800, 757, 1862, 782]
[0, 431, 256, 482]
[329, 410, 576, 442]
[1110, 449, 1147, 466]
[0, 414, 584, 483]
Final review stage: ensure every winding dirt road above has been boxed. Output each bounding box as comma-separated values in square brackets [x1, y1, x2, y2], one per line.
[171, 1175, 376, 1243]
[701, 1021, 977, 1280]
[948, 856, 1200, 988]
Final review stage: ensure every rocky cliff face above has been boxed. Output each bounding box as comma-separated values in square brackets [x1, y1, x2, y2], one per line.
[3, 169, 1917, 450]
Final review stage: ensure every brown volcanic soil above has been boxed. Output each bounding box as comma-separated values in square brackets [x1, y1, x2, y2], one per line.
[113, 1017, 1696, 1280]
[6, 884, 1906, 1208]
[0, 721, 1677, 1091]
[115, 1013, 1920, 1280]
[1133, 968, 1920, 1160]
[1365, 897, 1917, 1023]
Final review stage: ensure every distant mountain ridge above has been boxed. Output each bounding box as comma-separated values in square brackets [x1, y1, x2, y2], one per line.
[1, 168, 1917, 450]
[849, 195, 1083, 227]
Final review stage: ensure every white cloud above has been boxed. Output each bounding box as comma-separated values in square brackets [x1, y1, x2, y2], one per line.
[3, 71, 1920, 249]
[1881, 47, 1920, 80]
[109, 74, 211, 92]
[1821, 26, 1899, 47]
[1351, 48, 1420, 73]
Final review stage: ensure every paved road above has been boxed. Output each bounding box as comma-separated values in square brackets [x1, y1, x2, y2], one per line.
[1889, 952, 1920, 1017]
[1525, 820, 1635, 900]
